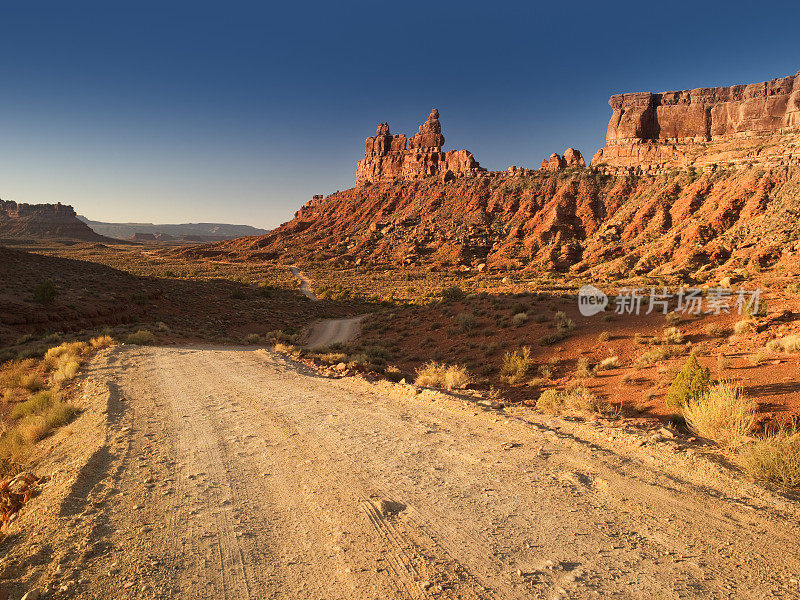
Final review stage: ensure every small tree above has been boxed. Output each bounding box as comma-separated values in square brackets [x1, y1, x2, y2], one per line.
[666, 354, 710, 409]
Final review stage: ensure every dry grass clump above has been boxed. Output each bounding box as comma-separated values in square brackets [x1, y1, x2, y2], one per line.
[597, 356, 620, 371]
[0, 389, 79, 468]
[738, 430, 800, 490]
[733, 319, 757, 336]
[43, 342, 88, 369]
[501, 347, 533, 383]
[663, 327, 685, 344]
[126, 330, 156, 346]
[415, 362, 471, 390]
[273, 342, 296, 354]
[575, 357, 595, 379]
[89, 335, 115, 349]
[682, 382, 756, 447]
[536, 386, 612, 416]
[598, 331, 611, 342]
[634, 345, 685, 369]
[766, 335, 800, 353]
[0, 360, 44, 394]
[43, 342, 90, 385]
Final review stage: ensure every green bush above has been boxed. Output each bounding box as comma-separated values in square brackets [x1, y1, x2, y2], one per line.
[33, 281, 57, 304]
[441, 286, 466, 302]
[665, 354, 710, 408]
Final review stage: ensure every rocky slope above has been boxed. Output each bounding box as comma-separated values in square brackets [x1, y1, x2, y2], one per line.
[0, 200, 107, 241]
[187, 166, 800, 277]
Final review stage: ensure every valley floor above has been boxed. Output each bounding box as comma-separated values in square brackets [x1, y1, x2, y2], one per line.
[2, 345, 800, 599]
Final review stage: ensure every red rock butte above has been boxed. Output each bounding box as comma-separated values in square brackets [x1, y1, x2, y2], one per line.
[356, 109, 486, 186]
[592, 69, 800, 172]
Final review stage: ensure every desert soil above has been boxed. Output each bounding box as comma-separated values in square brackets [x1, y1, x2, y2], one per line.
[3, 345, 800, 599]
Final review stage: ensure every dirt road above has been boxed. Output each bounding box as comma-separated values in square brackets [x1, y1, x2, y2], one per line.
[5, 345, 800, 599]
[301, 316, 364, 348]
[289, 266, 316, 300]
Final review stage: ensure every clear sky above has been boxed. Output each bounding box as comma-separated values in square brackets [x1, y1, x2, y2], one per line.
[0, 0, 798, 229]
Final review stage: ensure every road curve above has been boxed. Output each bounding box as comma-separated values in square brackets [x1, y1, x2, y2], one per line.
[12, 345, 800, 599]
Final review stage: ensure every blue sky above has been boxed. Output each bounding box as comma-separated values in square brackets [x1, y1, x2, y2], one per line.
[0, 0, 798, 228]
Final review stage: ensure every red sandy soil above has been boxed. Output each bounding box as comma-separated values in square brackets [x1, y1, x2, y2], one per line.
[354, 289, 800, 431]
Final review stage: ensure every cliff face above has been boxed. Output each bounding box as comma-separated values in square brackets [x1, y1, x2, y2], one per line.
[0, 199, 106, 240]
[356, 109, 485, 185]
[593, 71, 800, 172]
[190, 168, 800, 277]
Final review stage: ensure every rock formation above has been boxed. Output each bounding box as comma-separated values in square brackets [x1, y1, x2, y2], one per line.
[0, 199, 107, 240]
[540, 149, 585, 171]
[356, 110, 485, 185]
[593, 70, 800, 171]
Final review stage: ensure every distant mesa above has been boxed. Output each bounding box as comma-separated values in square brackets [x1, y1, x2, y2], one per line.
[593, 69, 800, 172]
[79, 217, 270, 242]
[356, 109, 486, 185]
[0, 199, 107, 241]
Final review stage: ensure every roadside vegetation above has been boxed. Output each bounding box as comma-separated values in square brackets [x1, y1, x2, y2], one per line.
[0, 336, 115, 478]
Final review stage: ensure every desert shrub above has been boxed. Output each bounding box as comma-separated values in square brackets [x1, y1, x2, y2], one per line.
[440, 286, 465, 302]
[245, 333, 262, 345]
[511, 312, 528, 327]
[456, 313, 477, 332]
[739, 429, 800, 489]
[483, 342, 499, 357]
[33, 281, 57, 305]
[717, 355, 731, 371]
[665, 313, 681, 326]
[501, 347, 533, 383]
[156, 321, 170, 332]
[788, 282, 800, 294]
[553, 311, 575, 332]
[704, 323, 728, 337]
[665, 354, 710, 408]
[89, 335, 115, 349]
[766, 335, 800, 353]
[575, 357, 595, 379]
[748, 351, 768, 366]
[663, 327, 685, 344]
[598, 331, 610, 342]
[537, 365, 553, 380]
[597, 356, 620, 371]
[536, 386, 611, 416]
[733, 319, 756, 336]
[415, 362, 471, 390]
[682, 382, 756, 447]
[126, 330, 156, 346]
[635, 345, 685, 369]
